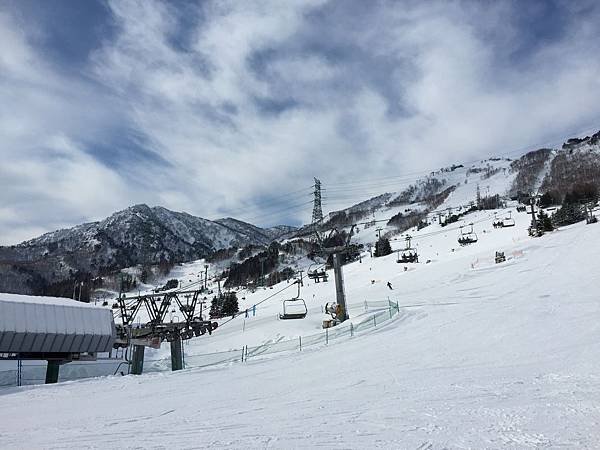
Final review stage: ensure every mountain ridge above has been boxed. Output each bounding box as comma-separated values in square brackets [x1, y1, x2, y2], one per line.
[0, 204, 295, 297]
[2, 128, 599, 298]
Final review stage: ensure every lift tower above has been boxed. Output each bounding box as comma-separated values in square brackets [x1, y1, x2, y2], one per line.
[314, 225, 357, 323]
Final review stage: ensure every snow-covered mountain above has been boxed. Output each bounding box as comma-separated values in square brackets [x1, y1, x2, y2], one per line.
[2, 129, 599, 298]
[311, 130, 600, 243]
[510, 130, 600, 199]
[0, 204, 293, 296]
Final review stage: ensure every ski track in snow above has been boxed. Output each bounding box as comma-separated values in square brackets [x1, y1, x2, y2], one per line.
[2, 207, 600, 448]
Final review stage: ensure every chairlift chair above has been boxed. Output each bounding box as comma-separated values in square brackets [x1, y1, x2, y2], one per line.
[458, 224, 478, 246]
[307, 263, 328, 283]
[495, 251, 506, 264]
[502, 211, 515, 227]
[493, 213, 503, 228]
[397, 249, 419, 263]
[397, 235, 419, 263]
[279, 280, 307, 320]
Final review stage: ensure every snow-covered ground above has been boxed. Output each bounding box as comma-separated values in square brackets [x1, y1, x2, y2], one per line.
[2, 206, 600, 448]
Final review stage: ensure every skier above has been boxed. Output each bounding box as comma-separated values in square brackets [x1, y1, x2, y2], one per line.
[387, 281, 393, 290]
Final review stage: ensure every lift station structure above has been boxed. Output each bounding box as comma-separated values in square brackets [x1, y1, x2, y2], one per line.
[0, 293, 115, 384]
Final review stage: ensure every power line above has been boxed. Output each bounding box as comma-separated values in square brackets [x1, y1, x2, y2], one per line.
[240, 200, 314, 224]
[213, 187, 313, 218]
[216, 280, 299, 328]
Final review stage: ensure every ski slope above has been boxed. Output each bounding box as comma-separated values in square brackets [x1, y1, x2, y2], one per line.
[147, 204, 531, 358]
[2, 209, 600, 448]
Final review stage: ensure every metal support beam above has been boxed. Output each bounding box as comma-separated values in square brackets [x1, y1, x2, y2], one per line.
[332, 253, 349, 322]
[130, 344, 145, 375]
[45, 360, 60, 384]
[170, 337, 183, 371]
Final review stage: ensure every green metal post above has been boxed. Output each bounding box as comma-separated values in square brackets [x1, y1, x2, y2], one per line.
[171, 337, 183, 371]
[131, 344, 145, 375]
[45, 360, 60, 384]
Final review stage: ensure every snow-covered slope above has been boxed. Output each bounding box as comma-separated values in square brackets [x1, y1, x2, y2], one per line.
[2, 205, 600, 448]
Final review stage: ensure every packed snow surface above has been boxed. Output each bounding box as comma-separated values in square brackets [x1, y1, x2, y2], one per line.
[2, 212, 600, 448]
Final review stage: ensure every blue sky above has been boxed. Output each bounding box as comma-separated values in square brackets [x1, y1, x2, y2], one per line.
[1, 0, 600, 244]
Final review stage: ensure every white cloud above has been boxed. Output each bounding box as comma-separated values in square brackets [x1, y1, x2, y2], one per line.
[0, 9, 134, 244]
[2, 0, 600, 244]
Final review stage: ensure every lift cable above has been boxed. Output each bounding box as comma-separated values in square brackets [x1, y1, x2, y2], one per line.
[215, 280, 300, 329]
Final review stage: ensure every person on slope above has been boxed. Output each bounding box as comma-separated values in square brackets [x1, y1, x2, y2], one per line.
[387, 281, 393, 290]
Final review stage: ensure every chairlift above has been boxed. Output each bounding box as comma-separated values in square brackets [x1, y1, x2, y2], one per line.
[502, 211, 515, 227]
[458, 224, 478, 246]
[492, 213, 503, 229]
[279, 280, 307, 320]
[495, 251, 506, 264]
[307, 263, 328, 283]
[396, 235, 418, 263]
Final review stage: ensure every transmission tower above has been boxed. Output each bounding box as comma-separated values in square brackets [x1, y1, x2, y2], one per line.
[312, 177, 323, 225]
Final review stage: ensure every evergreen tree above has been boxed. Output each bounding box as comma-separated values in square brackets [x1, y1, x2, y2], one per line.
[221, 292, 239, 317]
[538, 191, 560, 208]
[139, 266, 150, 284]
[552, 202, 585, 227]
[374, 237, 392, 257]
[536, 210, 554, 233]
[209, 296, 223, 318]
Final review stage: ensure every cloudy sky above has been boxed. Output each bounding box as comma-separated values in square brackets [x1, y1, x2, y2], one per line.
[1, 0, 600, 244]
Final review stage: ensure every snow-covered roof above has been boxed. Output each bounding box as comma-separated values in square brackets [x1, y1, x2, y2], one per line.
[0, 293, 115, 354]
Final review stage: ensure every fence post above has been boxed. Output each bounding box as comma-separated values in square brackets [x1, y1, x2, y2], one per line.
[350, 322, 354, 337]
[17, 359, 22, 387]
[299, 336, 302, 352]
[241, 347, 245, 363]
[389, 306, 393, 319]
[326, 328, 329, 345]
[244, 345, 248, 362]
[364, 300, 368, 311]
[373, 315, 377, 327]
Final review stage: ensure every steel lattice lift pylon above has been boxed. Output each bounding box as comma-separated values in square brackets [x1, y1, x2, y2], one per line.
[113, 289, 218, 374]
